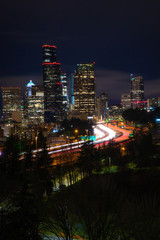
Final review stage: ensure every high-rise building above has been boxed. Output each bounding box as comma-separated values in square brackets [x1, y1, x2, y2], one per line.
[42, 44, 56, 63]
[70, 73, 74, 106]
[96, 93, 108, 120]
[108, 105, 123, 119]
[61, 73, 69, 115]
[96, 96, 101, 120]
[130, 74, 144, 109]
[100, 93, 108, 119]
[25, 80, 44, 124]
[73, 63, 96, 117]
[2, 87, 22, 122]
[42, 45, 63, 123]
[121, 93, 131, 109]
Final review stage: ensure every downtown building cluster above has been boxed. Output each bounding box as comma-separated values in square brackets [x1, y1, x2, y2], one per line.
[0, 45, 96, 138]
[121, 74, 160, 111]
[121, 74, 145, 110]
[0, 45, 159, 138]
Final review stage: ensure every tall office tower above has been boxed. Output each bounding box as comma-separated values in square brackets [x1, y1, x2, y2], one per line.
[96, 93, 108, 120]
[74, 63, 96, 116]
[70, 73, 74, 106]
[100, 93, 108, 119]
[24, 80, 35, 121]
[130, 74, 144, 109]
[61, 73, 69, 115]
[2, 87, 22, 122]
[121, 93, 131, 109]
[42, 44, 63, 123]
[25, 81, 44, 124]
[96, 96, 101, 120]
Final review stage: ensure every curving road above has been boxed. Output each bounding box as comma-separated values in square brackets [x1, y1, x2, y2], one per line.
[19, 123, 133, 159]
[47, 123, 133, 155]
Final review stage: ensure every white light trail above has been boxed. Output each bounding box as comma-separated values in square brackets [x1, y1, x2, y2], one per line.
[48, 124, 116, 154]
[94, 124, 116, 144]
[19, 124, 117, 157]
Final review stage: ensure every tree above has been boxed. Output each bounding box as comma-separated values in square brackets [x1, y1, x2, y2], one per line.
[43, 191, 76, 240]
[34, 140, 53, 197]
[77, 141, 96, 177]
[72, 175, 123, 240]
[122, 194, 160, 240]
[0, 135, 22, 176]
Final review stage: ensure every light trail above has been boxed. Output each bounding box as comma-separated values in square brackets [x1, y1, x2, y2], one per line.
[19, 123, 132, 158]
[48, 124, 116, 154]
[95, 124, 116, 143]
[19, 124, 108, 158]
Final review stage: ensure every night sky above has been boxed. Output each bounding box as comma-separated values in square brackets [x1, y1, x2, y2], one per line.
[0, 0, 160, 104]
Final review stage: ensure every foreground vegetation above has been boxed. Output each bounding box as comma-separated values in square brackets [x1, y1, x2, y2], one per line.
[0, 125, 160, 239]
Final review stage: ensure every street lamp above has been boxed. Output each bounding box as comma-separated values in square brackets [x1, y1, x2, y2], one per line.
[75, 129, 78, 134]
[74, 129, 79, 143]
[85, 129, 89, 135]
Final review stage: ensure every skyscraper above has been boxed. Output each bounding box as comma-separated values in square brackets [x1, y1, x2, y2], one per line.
[130, 74, 144, 109]
[25, 80, 44, 124]
[42, 45, 63, 123]
[73, 63, 96, 117]
[2, 87, 22, 122]
[121, 93, 131, 109]
[96, 93, 108, 120]
[70, 73, 74, 106]
[61, 73, 69, 116]
[100, 93, 108, 119]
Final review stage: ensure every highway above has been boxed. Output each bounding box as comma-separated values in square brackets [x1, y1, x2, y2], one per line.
[47, 123, 133, 155]
[19, 123, 133, 159]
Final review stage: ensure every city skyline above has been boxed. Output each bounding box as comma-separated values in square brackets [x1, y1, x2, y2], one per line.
[0, 0, 160, 103]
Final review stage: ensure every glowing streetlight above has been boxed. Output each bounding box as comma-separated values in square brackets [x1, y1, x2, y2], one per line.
[75, 129, 79, 143]
[75, 129, 78, 134]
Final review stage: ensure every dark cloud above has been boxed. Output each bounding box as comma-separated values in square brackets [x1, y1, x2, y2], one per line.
[145, 78, 160, 98]
[0, 0, 160, 102]
[96, 69, 130, 103]
[96, 69, 160, 104]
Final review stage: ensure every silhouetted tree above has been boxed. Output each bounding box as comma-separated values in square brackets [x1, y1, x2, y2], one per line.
[122, 194, 160, 240]
[43, 191, 76, 240]
[71, 175, 123, 240]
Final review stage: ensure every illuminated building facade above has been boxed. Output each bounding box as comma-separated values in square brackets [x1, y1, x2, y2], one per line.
[130, 74, 144, 109]
[74, 63, 95, 116]
[42, 45, 63, 123]
[71, 73, 74, 106]
[100, 93, 108, 119]
[96, 96, 101, 120]
[108, 105, 123, 118]
[61, 73, 69, 115]
[25, 81, 44, 124]
[121, 93, 131, 109]
[96, 93, 108, 120]
[147, 97, 160, 110]
[2, 87, 21, 122]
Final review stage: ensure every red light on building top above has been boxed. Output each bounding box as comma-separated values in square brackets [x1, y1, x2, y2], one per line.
[42, 62, 61, 66]
[42, 45, 57, 48]
[93, 61, 96, 64]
